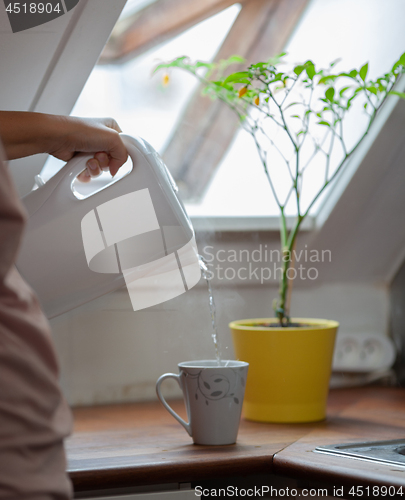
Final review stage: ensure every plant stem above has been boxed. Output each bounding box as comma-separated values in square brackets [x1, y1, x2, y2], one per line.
[275, 215, 302, 324]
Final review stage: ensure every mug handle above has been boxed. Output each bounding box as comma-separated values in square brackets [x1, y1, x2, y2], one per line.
[156, 373, 192, 437]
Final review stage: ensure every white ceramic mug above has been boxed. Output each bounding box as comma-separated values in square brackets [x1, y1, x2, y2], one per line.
[156, 360, 249, 445]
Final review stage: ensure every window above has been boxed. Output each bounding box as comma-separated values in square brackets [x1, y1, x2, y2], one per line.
[41, 0, 405, 226]
[187, 0, 405, 218]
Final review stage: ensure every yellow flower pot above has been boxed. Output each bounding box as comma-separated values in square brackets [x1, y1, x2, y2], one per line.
[229, 318, 338, 423]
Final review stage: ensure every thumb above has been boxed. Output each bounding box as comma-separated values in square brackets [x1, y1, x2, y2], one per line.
[107, 134, 128, 176]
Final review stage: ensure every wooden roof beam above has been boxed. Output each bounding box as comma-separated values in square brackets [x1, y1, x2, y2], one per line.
[162, 0, 310, 200]
[100, 0, 245, 64]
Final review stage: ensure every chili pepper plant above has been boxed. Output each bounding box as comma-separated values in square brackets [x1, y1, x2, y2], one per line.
[155, 52, 405, 326]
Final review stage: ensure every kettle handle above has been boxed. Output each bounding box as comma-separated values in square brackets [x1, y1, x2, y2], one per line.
[57, 134, 142, 199]
[23, 135, 150, 218]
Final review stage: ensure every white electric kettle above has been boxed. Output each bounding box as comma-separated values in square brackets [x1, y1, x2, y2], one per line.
[16, 135, 201, 318]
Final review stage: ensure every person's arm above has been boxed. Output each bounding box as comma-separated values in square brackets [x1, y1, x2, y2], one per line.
[0, 111, 128, 181]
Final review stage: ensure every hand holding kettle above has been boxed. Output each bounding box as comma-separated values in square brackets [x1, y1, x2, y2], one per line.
[0, 111, 128, 181]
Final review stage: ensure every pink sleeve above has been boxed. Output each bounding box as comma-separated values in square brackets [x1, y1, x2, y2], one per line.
[0, 142, 73, 499]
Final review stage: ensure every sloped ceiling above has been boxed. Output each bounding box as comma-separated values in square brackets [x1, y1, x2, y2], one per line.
[0, 0, 127, 196]
[311, 96, 405, 285]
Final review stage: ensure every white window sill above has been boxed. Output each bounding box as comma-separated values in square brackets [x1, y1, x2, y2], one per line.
[190, 215, 315, 232]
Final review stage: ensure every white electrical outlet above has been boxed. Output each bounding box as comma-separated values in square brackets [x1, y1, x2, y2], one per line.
[332, 332, 396, 373]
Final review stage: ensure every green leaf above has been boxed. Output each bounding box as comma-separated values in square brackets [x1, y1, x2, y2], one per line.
[318, 121, 331, 127]
[366, 86, 377, 95]
[153, 56, 188, 73]
[284, 102, 300, 109]
[349, 69, 358, 78]
[306, 63, 316, 80]
[211, 80, 228, 90]
[318, 75, 337, 84]
[153, 64, 166, 74]
[389, 90, 405, 99]
[359, 62, 369, 81]
[325, 87, 335, 102]
[339, 86, 350, 96]
[195, 62, 214, 69]
[393, 52, 405, 70]
[392, 60, 401, 72]
[222, 83, 234, 91]
[251, 62, 266, 69]
[267, 52, 286, 66]
[330, 58, 341, 67]
[225, 55, 245, 64]
[223, 72, 250, 84]
[293, 65, 304, 76]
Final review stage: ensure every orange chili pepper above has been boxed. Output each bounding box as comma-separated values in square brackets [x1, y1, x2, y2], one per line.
[238, 87, 248, 98]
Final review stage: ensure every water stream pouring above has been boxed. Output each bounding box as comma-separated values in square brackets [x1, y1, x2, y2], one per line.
[199, 255, 221, 363]
[16, 135, 201, 318]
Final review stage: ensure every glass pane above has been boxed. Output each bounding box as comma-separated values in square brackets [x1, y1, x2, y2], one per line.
[40, 4, 241, 181]
[188, 0, 405, 217]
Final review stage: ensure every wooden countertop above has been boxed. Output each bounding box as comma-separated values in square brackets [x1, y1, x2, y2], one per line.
[67, 387, 405, 493]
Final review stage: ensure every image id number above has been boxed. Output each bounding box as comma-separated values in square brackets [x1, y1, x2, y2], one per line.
[349, 485, 403, 496]
[6, 3, 61, 14]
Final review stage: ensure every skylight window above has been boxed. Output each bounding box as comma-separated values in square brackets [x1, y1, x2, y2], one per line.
[41, 3, 240, 181]
[187, 0, 405, 218]
[41, 0, 405, 223]
[72, 5, 241, 151]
